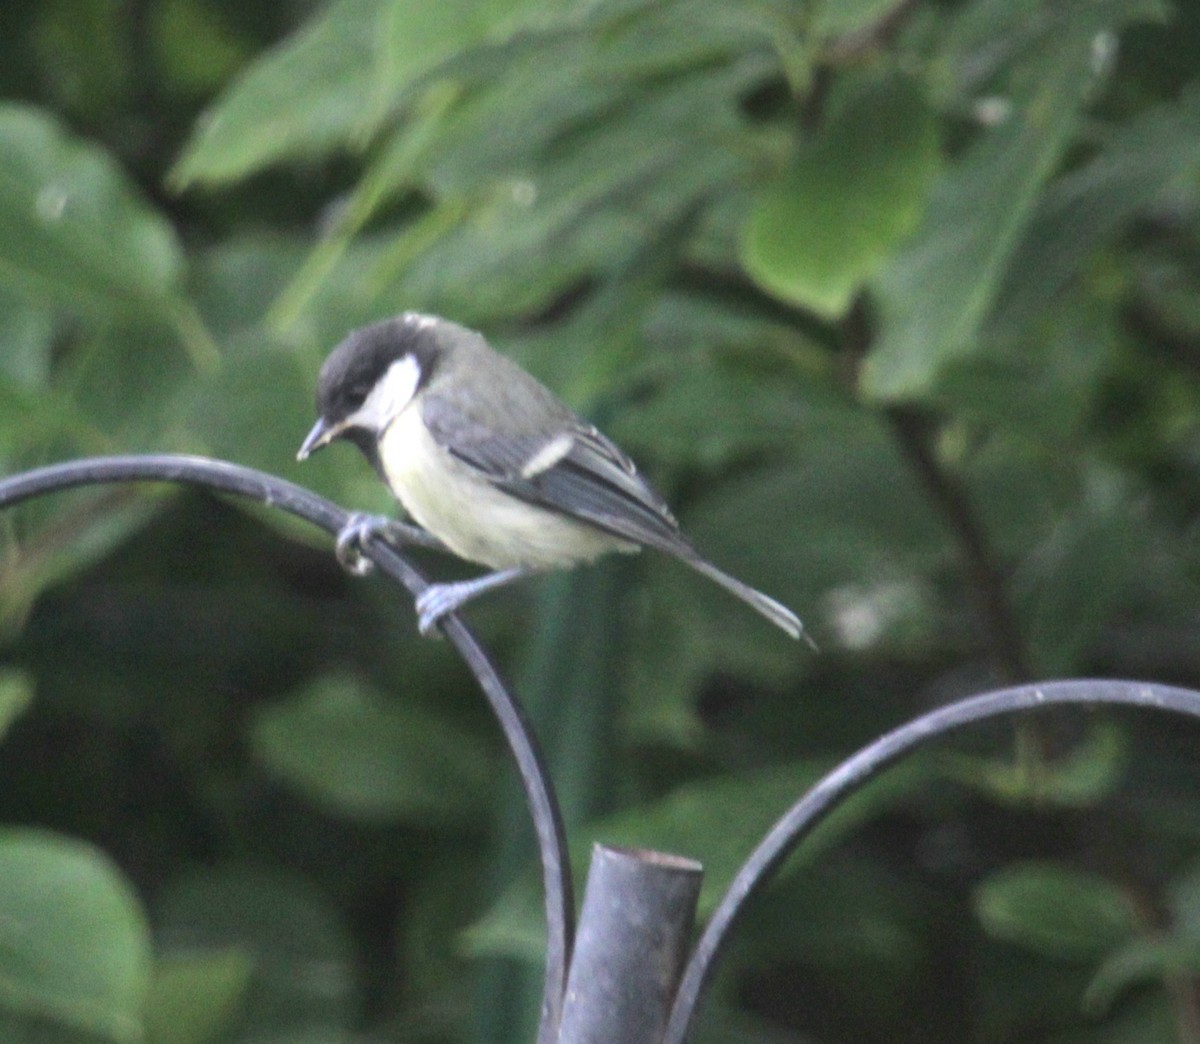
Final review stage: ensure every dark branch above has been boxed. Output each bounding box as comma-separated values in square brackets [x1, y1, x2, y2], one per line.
[837, 298, 1031, 682]
[886, 406, 1032, 682]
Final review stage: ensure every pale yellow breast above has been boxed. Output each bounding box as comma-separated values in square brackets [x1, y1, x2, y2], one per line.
[378, 405, 634, 571]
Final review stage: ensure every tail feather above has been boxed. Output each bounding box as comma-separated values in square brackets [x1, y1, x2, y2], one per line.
[684, 556, 814, 646]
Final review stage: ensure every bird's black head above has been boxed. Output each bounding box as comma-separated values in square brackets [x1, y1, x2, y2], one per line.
[297, 313, 442, 462]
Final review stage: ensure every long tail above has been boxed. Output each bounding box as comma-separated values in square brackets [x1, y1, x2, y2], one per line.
[684, 555, 814, 646]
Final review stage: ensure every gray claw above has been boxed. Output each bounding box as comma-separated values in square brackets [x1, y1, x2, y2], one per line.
[415, 584, 460, 637]
[334, 513, 393, 576]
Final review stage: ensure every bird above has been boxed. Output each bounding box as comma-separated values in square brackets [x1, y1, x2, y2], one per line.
[297, 312, 808, 642]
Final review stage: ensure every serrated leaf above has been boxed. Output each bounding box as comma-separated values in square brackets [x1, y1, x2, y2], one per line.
[862, 0, 1158, 401]
[0, 829, 152, 1043]
[0, 104, 185, 319]
[975, 861, 1138, 961]
[742, 74, 939, 319]
[249, 675, 493, 824]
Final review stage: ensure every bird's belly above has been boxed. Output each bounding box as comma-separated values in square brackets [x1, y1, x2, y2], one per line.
[379, 408, 633, 571]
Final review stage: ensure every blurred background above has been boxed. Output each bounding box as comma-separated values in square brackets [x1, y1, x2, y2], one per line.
[3, 0, 1200, 1041]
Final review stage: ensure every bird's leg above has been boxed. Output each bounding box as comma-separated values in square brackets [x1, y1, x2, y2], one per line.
[335, 513, 446, 575]
[415, 567, 534, 637]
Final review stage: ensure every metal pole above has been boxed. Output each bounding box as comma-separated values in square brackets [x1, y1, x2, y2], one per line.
[663, 680, 1200, 1042]
[557, 844, 703, 1044]
[0, 454, 577, 1040]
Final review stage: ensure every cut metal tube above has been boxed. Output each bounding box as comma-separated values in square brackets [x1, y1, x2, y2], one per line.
[557, 844, 703, 1044]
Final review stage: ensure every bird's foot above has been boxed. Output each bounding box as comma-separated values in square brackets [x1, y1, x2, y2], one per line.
[334, 513, 441, 576]
[414, 567, 533, 637]
[415, 582, 472, 637]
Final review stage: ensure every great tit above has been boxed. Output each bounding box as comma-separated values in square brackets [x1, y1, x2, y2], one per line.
[298, 312, 807, 642]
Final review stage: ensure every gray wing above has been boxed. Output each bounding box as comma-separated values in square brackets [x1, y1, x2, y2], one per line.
[422, 396, 691, 555]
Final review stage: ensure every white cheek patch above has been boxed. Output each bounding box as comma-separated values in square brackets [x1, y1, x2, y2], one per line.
[349, 355, 421, 432]
[521, 433, 575, 478]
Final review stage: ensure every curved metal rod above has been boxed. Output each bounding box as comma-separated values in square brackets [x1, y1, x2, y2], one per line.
[0, 453, 573, 1040]
[664, 679, 1200, 1043]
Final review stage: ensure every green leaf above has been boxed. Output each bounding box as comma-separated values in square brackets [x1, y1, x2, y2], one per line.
[249, 675, 493, 824]
[938, 294, 1117, 443]
[460, 873, 549, 962]
[993, 84, 1200, 337]
[0, 670, 33, 744]
[465, 764, 824, 959]
[389, 58, 758, 324]
[27, 0, 134, 120]
[680, 398, 947, 624]
[742, 74, 939, 320]
[811, 0, 905, 39]
[171, 0, 581, 186]
[171, 0, 393, 185]
[1048, 995, 1178, 1044]
[467, 755, 933, 957]
[0, 829, 152, 1043]
[0, 291, 55, 393]
[153, 864, 358, 1036]
[1166, 862, 1200, 934]
[1013, 471, 1152, 676]
[144, 949, 254, 1044]
[1083, 935, 1200, 1016]
[1081, 859, 1200, 1011]
[0, 104, 185, 319]
[975, 861, 1138, 961]
[151, 0, 251, 96]
[941, 718, 1128, 808]
[58, 322, 198, 453]
[861, 0, 1157, 401]
[0, 491, 168, 637]
[611, 296, 829, 466]
[179, 339, 313, 472]
[418, 6, 767, 198]
[239, 1034, 367, 1044]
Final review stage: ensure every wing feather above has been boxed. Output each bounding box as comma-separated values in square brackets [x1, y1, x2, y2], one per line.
[422, 397, 690, 555]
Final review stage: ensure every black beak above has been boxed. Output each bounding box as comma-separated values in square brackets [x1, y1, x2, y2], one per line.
[297, 416, 339, 461]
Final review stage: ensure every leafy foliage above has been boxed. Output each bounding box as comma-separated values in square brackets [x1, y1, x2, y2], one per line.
[2, 0, 1200, 1041]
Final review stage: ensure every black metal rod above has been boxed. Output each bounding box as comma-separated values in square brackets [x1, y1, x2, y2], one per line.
[0, 453, 574, 1040]
[663, 679, 1200, 1043]
[557, 844, 703, 1044]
